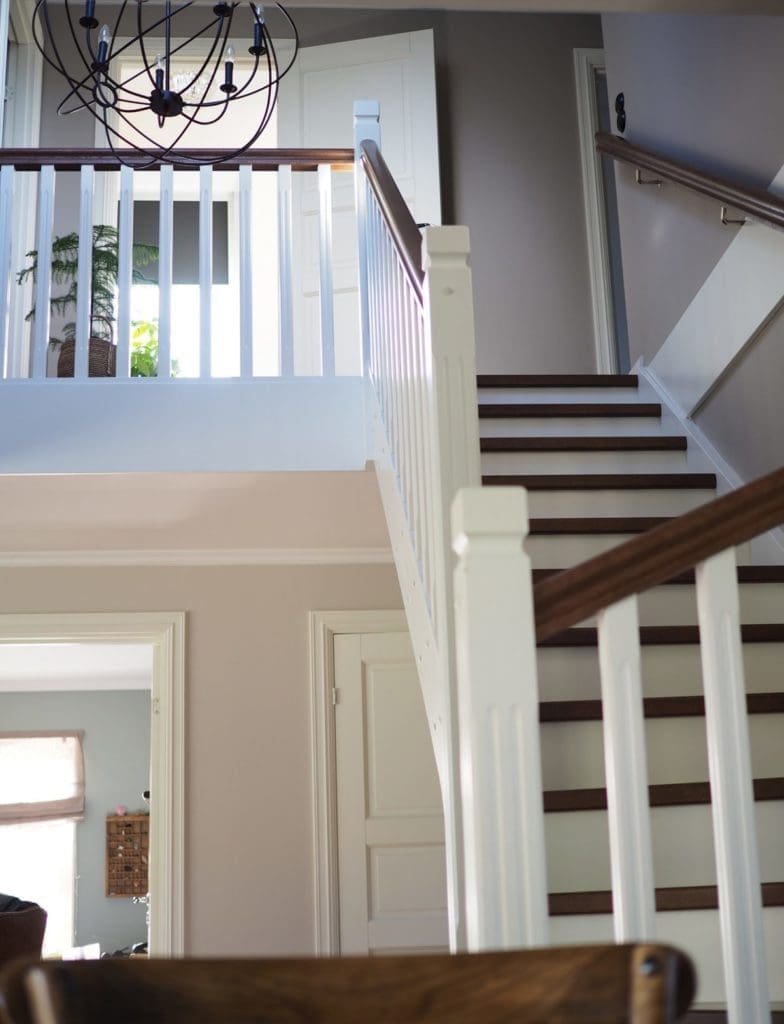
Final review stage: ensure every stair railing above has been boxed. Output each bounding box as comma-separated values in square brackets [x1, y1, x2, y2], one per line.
[0, 147, 353, 380]
[354, 102, 482, 951]
[453, 468, 784, 1024]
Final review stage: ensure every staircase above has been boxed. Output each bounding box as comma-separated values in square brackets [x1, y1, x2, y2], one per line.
[477, 372, 784, 1015]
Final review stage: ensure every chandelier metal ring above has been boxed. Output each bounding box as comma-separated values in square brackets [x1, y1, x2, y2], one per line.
[32, 0, 299, 166]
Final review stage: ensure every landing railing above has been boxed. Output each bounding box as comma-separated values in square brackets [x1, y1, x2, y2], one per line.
[0, 147, 353, 381]
[354, 102, 482, 951]
[451, 468, 783, 1023]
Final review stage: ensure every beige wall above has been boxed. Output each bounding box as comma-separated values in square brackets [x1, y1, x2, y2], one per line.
[0, 561, 401, 954]
[39, 8, 603, 374]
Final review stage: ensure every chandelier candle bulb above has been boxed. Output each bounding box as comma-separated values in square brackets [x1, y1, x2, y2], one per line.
[154, 55, 164, 92]
[95, 24, 110, 69]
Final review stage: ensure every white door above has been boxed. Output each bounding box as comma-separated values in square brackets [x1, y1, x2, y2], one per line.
[333, 631, 448, 955]
[278, 30, 441, 375]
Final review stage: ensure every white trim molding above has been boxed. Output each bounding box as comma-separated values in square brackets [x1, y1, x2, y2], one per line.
[0, 547, 394, 568]
[0, 611, 186, 956]
[574, 47, 617, 375]
[308, 610, 407, 955]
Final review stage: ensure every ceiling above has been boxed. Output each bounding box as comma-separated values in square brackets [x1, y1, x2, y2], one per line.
[0, 643, 153, 692]
[283, 0, 784, 13]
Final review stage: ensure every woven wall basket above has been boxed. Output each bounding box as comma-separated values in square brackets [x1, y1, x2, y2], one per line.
[57, 338, 117, 378]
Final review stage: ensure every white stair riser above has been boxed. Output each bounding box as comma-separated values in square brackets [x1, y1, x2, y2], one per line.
[480, 417, 670, 438]
[526, 488, 715, 517]
[482, 449, 689, 474]
[545, 801, 784, 892]
[549, 906, 784, 1004]
[537, 643, 784, 700]
[571, 582, 784, 627]
[539, 714, 783, 790]
[525, 534, 752, 568]
[478, 388, 641, 404]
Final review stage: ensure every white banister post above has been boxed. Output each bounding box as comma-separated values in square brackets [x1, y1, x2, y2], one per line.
[353, 100, 380, 375]
[73, 164, 95, 380]
[422, 226, 482, 953]
[157, 164, 174, 378]
[696, 548, 770, 1024]
[198, 164, 213, 379]
[31, 165, 55, 379]
[278, 164, 294, 377]
[116, 164, 134, 378]
[597, 595, 657, 942]
[318, 163, 335, 377]
[452, 486, 550, 950]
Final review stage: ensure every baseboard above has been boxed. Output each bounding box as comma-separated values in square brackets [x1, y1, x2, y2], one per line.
[635, 360, 784, 565]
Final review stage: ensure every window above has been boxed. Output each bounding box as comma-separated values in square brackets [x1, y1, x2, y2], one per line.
[0, 732, 85, 956]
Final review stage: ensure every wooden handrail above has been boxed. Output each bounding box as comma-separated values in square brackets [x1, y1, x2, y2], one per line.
[534, 466, 784, 642]
[596, 132, 784, 232]
[360, 140, 425, 304]
[0, 148, 355, 172]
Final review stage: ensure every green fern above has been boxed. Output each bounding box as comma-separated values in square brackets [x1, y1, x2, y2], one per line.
[17, 225, 158, 343]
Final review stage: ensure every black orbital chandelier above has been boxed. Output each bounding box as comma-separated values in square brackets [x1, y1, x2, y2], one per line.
[32, 0, 299, 166]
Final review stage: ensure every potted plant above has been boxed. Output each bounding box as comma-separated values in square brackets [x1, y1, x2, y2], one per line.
[17, 224, 158, 377]
[130, 318, 179, 378]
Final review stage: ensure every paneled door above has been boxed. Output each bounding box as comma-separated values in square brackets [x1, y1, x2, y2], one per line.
[277, 30, 441, 375]
[333, 632, 448, 954]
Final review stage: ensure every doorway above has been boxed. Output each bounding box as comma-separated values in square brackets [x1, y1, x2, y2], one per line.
[0, 612, 185, 956]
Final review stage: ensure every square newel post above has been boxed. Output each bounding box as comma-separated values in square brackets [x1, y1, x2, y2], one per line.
[354, 100, 381, 375]
[452, 487, 549, 950]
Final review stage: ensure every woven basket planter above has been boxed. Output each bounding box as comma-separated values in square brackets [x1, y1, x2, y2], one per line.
[57, 338, 116, 378]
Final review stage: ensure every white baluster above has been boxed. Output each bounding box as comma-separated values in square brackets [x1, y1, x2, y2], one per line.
[74, 164, 95, 380]
[354, 99, 381, 373]
[696, 548, 771, 1024]
[199, 164, 212, 378]
[452, 486, 549, 949]
[238, 164, 253, 378]
[318, 163, 335, 377]
[0, 165, 15, 378]
[31, 165, 55, 379]
[116, 164, 134, 378]
[597, 595, 657, 942]
[278, 164, 294, 377]
[157, 164, 174, 378]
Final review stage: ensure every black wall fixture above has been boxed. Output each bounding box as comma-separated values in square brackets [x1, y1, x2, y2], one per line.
[615, 93, 626, 134]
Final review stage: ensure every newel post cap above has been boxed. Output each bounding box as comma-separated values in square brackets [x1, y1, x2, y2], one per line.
[452, 487, 529, 555]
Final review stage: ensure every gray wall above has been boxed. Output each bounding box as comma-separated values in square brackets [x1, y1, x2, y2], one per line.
[602, 13, 784, 481]
[39, 8, 603, 373]
[0, 689, 150, 953]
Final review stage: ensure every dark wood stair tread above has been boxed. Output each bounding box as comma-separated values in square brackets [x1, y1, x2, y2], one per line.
[543, 777, 784, 813]
[539, 693, 784, 723]
[532, 565, 784, 585]
[549, 882, 784, 916]
[479, 402, 661, 418]
[538, 624, 784, 647]
[481, 436, 687, 452]
[484, 472, 717, 490]
[477, 374, 639, 388]
[529, 516, 671, 535]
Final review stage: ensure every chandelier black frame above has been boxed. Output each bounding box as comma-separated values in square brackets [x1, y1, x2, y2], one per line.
[32, 0, 300, 166]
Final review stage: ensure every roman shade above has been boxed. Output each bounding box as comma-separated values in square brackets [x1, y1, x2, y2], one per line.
[0, 732, 85, 823]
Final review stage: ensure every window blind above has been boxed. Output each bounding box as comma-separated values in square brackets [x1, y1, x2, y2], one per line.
[0, 732, 85, 823]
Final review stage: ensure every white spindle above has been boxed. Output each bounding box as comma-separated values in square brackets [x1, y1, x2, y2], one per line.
[696, 548, 771, 1024]
[31, 165, 55, 379]
[318, 163, 335, 377]
[157, 164, 174, 378]
[597, 595, 657, 942]
[116, 164, 134, 378]
[354, 100, 381, 373]
[238, 164, 253, 378]
[452, 487, 549, 949]
[278, 164, 294, 377]
[74, 164, 95, 380]
[0, 165, 15, 377]
[0, 0, 9, 144]
[199, 164, 212, 379]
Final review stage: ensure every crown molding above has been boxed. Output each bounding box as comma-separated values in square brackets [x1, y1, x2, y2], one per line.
[0, 547, 394, 568]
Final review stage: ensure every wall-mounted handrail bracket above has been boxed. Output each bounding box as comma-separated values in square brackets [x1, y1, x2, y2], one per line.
[720, 205, 747, 227]
[635, 168, 662, 188]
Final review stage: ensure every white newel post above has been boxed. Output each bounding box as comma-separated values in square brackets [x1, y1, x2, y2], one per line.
[597, 595, 656, 942]
[451, 487, 549, 949]
[353, 100, 380, 374]
[696, 548, 771, 1024]
[423, 226, 482, 952]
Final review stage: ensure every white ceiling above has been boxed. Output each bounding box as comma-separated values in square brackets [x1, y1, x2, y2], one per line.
[0, 643, 153, 692]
